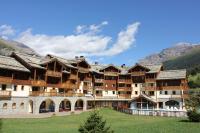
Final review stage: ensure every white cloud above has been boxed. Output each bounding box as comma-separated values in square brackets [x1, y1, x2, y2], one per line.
[0, 24, 15, 39]
[15, 21, 140, 58]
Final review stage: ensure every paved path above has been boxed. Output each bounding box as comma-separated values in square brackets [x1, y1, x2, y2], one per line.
[0, 110, 88, 119]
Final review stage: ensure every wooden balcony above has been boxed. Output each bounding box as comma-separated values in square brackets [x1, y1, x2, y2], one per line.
[118, 94, 131, 99]
[94, 86, 104, 90]
[78, 67, 89, 73]
[69, 74, 77, 80]
[95, 94, 103, 97]
[83, 85, 91, 90]
[118, 79, 132, 83]
[170, 95, 182, 99]
[0, 76, 12, 84]
[131, 71, 145, 76]
[118, 87, 132, 91]
[104, 72, 119, 76]
[145, 78, 156, 83]
[157, 86, 182, 90]
[0, 91, 11, 98]
[31, 80, 46, 86]
[29, 91, 84, 97]
[94, 78, 104, 83]
[84, 77, 92, 82]
[46, 70, 62, 77]
[144, 86, 157, 90]
[12, 79, 31, 85]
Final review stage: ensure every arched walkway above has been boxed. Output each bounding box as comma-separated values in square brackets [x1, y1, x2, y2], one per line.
[165, 100, 180, 109]
[39, 99, 55, 113]
[28, 100, 33, 113]
[59, 99, 71, 112]
[75, 99, 84, 111]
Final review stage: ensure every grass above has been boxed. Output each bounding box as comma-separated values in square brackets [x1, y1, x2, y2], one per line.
[1, 108, 200, 133]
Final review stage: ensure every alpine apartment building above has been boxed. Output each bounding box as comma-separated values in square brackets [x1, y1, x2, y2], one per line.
[0, 52, 188, 115]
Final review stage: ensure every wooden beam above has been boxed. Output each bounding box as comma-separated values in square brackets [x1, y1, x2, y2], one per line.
[34, 69, 36, 80]
[54, 61, 56, 72]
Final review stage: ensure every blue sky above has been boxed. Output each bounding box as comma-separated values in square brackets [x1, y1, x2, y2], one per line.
[0, 0, 200, 66]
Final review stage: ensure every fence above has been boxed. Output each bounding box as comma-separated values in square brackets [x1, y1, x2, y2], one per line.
[114, 107, 187, 117]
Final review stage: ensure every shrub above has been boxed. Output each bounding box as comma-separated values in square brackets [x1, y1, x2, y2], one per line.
[187, 111, 200, 122]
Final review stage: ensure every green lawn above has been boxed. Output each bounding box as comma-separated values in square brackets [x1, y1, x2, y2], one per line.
[1, 109, 200, 133]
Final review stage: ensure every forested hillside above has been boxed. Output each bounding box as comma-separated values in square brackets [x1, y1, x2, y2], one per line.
[163, 47, 200, 88]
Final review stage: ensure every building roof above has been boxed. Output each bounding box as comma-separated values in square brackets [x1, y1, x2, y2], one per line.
[145, 64, 162, 73]
[157, 69, 186, 80]
[128, 63, 150, 72]
[0, 55, 30, 72]
[90, 64, 105, 74]
[13, 52, 46, 69]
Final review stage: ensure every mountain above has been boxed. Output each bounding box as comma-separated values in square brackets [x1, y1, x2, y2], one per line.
[0, 38, 37, 56]
[139, 42, 200, 88]
[139, 43, 200, 65]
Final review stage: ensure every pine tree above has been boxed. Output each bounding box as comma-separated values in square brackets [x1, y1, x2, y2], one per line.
[78, 111, 114, 133]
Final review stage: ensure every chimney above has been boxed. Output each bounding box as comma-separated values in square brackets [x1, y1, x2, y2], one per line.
[79, 56, 85, 60]
[121, 64, 125, 68]
[95, 62, 98, 65]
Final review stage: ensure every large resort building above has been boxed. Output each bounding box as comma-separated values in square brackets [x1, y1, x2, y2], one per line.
[0, 52, 188, 116]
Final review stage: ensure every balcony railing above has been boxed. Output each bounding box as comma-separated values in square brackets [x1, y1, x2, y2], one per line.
[84, 77, 92, 82]
[78, 67, 89, 73]
[145, 78, 156, 82]
[118, 87, 132, 91]
[46, 70, 62, 77]
[157, 86, 182, 90]
[0, 76, 13, 84]
[69, 74, 77, 80]
[104, 72, 119, 76]
[95, 94, 103, 97]
[94, 86, 104, 90]
[94, 78, 104, 82]
[131, 71, 145, 76]
[144, 86, 157, 90]
[31, 80, 46, 86]
[118, 94, 131, 99]
[0, 91, 11, 98]
[12, 79, 31, 85]
[118, 79, 132, 83]
[29, 91, 84, 97]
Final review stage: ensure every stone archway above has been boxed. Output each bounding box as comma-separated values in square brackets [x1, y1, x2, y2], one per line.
[75, 99, 84, 111]
[39, 99, 55, 113]
[28, 100, 33, 113]
[59, 99, 71, 112]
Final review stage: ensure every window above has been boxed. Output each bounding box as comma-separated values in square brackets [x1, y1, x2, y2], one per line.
[113, 91, 115, 94]
[3, 103, 7, 109]
[135, 91, 138, 95]
[127, 84, 131, 87]
[21, 86, 24, 91]
[2, 84, 6, 90]
[20, 103, 24, 109]
[135, 84, 138, 87]
[14, 85, 17, 91]
[160, 91, 162, 94]
[149, 91, 155, 96]
[165, 91, 168, 95]
[172, 91, 176, 95]
[12, 103, 16, 109]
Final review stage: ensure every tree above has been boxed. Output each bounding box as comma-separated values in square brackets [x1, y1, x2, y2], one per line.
[78, 111, 114, 133]
[185, 94, 200, 122]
